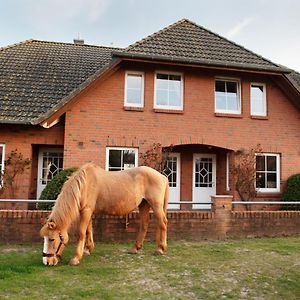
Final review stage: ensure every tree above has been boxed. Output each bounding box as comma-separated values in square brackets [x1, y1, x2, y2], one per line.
[0, 149, 31, 198]
[37, 167, 78, 210]
[140, 143, 173, 172]
[232, 145, 262, 207]
[281, 173, 300, 210]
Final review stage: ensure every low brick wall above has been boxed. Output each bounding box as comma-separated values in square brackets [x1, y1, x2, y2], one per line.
[229, 211, 300, 238]
[1, 197, 300, 244]
[0, 210, 215, 243]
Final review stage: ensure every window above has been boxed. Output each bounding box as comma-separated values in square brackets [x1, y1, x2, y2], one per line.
[155, 72, 183, 110]
[256, 153, 280, 192]
[215, 79, 241, 114]
[106, 148, 138, 171]
[124, 72, 144, 107]
[251, 83, 266, 116]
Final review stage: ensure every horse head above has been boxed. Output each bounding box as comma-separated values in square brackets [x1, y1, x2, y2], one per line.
[40, 219, 69, 266]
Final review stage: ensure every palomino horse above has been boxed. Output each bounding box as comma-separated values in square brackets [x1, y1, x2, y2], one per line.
[40, 163, 169, 266]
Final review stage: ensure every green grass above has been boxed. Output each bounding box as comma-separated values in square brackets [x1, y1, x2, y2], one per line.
[0, 237, 300, 299]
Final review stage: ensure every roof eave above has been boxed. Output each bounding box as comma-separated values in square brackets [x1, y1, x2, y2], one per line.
[113, 51, 291, 74]
[284, 73, 300, 95]
[0, 119, 32, 125]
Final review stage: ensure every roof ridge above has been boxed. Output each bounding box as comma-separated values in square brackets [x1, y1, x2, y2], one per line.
[0, 39, 34, 52]
[0, 39, 122, 51]
[30, 39, 122, 50]
[126, 18, 188, 50]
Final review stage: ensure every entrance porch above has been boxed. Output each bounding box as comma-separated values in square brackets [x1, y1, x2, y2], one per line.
[163, 144, 233, 210]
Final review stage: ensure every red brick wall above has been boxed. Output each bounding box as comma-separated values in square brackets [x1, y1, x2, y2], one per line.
[63, 63, 300, 199]
[1, 207, 299, 244]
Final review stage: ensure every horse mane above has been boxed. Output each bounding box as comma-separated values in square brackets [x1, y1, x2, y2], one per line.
[48, 163, 91, 230]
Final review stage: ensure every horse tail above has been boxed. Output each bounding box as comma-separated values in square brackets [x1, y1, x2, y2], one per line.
[163, 177, 169, 214]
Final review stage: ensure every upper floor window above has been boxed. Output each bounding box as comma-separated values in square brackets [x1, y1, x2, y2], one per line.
[215, 79, 241, 114]
[124, 72, 144, 108]
[256, 153, 280, 193]
[251, 83, 266, 116]
[155, 72, 183, 110]
[106, 147, 138, 171]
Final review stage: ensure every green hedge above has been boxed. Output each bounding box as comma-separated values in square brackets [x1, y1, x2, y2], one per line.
[37, 167, 78, 210]
[281, 173, 300, 210]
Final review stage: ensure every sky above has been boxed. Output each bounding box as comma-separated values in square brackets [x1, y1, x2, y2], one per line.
[1, 0, 300, 72]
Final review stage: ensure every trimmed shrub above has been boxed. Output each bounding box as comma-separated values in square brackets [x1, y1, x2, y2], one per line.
[37, 167, 78, 210]
[281, 173, 300, 210]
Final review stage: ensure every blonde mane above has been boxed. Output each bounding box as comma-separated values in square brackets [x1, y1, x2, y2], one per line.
[48, 164, 90, 230]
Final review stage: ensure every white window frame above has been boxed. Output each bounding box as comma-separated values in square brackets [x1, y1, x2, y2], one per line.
[256, 153, 280, 193]
[106, 147, 138, 171]
[226, 152, 230, 192]
[215, 78, 241, 114]
[124, 71, 144, 108]
[250, 82, 267, 116]
[154, 71, 184, 110]
[0, 144, 5, 187]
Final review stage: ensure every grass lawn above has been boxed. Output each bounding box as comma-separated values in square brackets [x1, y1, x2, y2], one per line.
[0, 237, 300, 299]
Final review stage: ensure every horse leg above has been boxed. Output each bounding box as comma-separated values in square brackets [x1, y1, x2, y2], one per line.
[152, 206, 168, 255]
[70, 208, 93, 266]
[129, 200, 150, 254]
[84, 218, 94, 256]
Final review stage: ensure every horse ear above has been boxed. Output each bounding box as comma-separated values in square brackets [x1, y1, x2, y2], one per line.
[47, 220, 57, 230]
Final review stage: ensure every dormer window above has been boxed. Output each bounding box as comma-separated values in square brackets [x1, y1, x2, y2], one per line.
[124, 72, 144, 108]
[215, 79, 241, 114]
[154, 72, 183, 110]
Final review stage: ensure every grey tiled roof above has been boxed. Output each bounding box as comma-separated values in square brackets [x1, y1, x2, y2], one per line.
[119, 19, 287, 72]
[288, 71, 300, 89]
[0, 40, 118, 124]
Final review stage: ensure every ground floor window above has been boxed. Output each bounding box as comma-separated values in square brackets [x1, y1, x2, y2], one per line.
[256, 153, 280, 192]
[106, 147, 138, 171]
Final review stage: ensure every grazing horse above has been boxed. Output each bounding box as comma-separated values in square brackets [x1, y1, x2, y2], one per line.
[40, 163, 169, 266]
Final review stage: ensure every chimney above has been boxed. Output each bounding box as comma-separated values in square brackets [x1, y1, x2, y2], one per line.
[73, 38, 84, 45]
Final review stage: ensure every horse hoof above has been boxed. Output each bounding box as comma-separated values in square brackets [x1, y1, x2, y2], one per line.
[69, 258, 80, 266]
[83, 249, 91, 256]
[155, 249, 164, 256]
[128, 248, 139, 255]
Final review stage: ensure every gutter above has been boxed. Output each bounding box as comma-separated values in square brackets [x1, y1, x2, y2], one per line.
[112, 51, 291, 74]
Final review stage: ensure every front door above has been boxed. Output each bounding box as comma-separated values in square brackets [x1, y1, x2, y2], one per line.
[37, 148, 64, 199]
[163, 153, 180, 209]
[192, 154, 216, 209]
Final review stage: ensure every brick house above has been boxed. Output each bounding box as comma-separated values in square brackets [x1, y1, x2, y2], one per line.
[1, 19, 300, 210]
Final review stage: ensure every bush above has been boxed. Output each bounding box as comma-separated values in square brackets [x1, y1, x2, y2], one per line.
[281, 173, 300, 210]
[37, 167, 77, 210]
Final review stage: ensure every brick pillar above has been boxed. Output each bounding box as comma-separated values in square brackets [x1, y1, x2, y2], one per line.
[212, 195, 233, 239]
